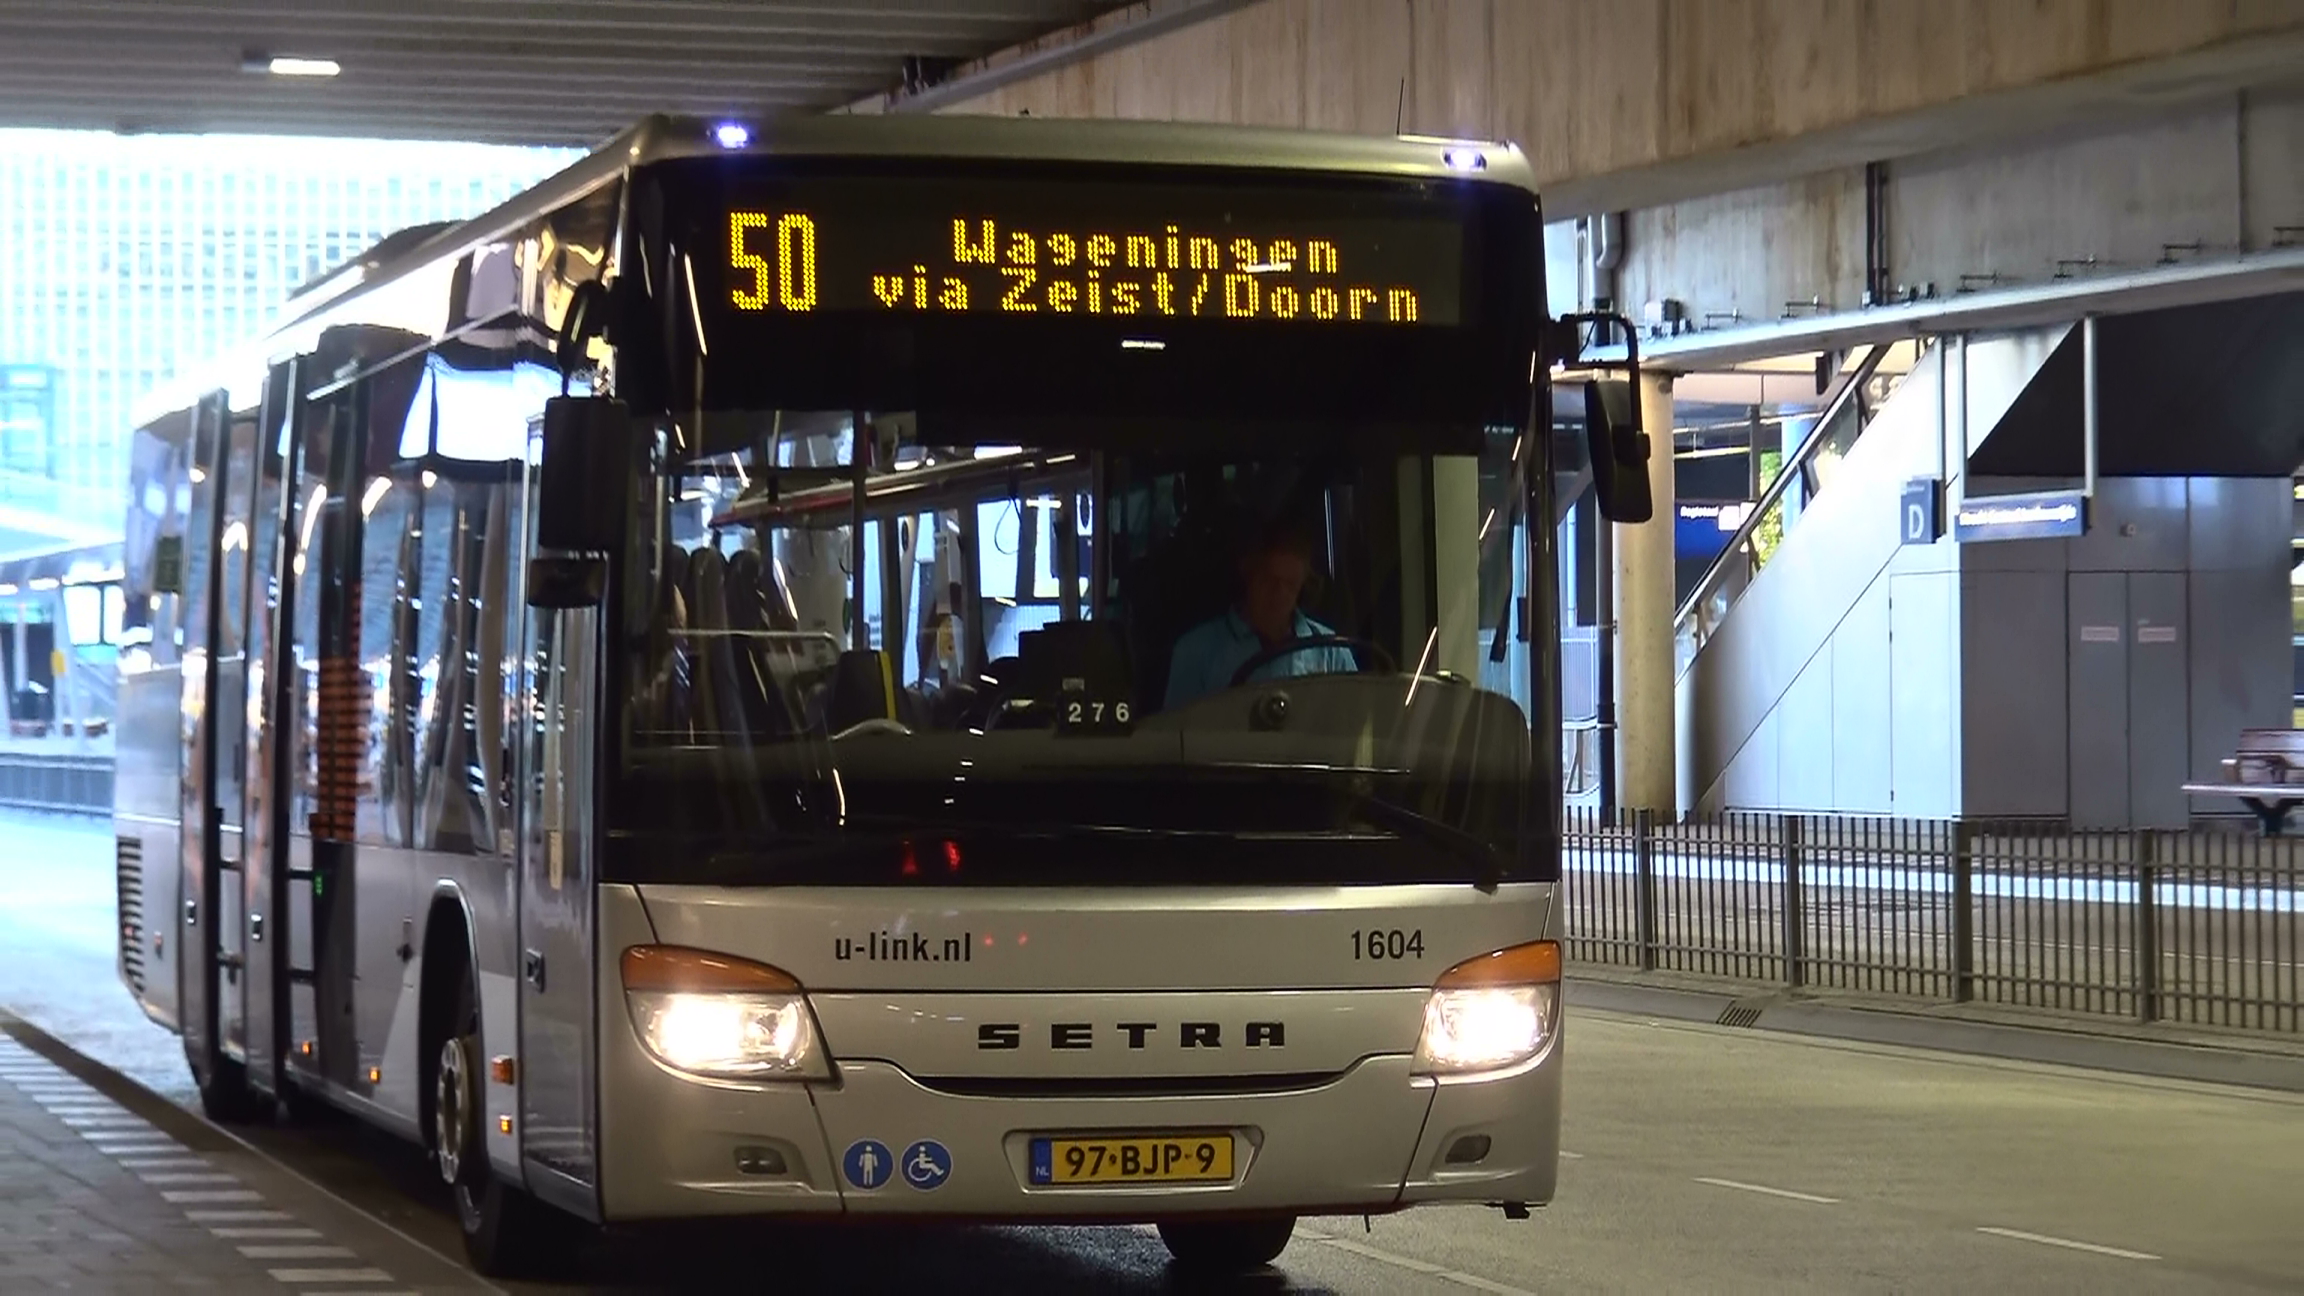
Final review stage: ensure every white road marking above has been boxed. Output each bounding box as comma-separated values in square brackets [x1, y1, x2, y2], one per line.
[1301, 1228, 1540, 1296]
[1694, 1176, 1840, 1204]
[1558, 1150, 1585, 1159]
[211, 1226, 324, 1239]
[88, 1143, 182, 1156]
[266, 1269, 396, 1284]
[1319, 1236, 1445, 1272]
[1428, 1262, 1534, 1291]
[117, 1157, 209, 1170]
[139, 1172, 241, 1185]
[61, 1114, 149, 1128]
[1976, 1227, 2160, 1261]
[239, 1245, 357, 1260]
[162, 1189, 264, 1203]
[186, 1209, 293, 1222]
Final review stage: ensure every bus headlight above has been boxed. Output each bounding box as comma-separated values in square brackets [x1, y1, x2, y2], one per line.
[1413, 940, 1561, 1077]
[620, 946, 832, 1082]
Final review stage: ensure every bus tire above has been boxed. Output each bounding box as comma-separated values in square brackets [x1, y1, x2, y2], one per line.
[186, 1045, 264, 1125]
[430, 954, 559, 1276]
[278, 1079, 334, 1128]
[1156, 1216, 1297, 1272]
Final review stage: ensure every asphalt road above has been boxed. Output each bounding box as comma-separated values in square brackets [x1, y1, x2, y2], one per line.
[5, 810, 2300, 1293]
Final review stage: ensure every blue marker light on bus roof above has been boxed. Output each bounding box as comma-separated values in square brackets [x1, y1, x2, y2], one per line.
[1441, 148, 1487, 172]
[713, 122, 752, 150]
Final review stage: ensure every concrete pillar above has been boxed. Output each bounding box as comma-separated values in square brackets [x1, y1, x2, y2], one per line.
[1614, 372, 1678, 814]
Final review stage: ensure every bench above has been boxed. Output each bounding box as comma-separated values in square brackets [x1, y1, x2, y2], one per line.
[2182, 728, 2304, 835]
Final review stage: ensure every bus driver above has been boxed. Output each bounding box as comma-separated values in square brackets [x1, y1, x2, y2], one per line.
[1162, 518, 1358, 709]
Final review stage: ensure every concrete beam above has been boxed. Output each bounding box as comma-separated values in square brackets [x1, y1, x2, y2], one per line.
[1548, 25, 2304, 219]
[931, 0, 2304, 219]
[842, 0, 1264, 116]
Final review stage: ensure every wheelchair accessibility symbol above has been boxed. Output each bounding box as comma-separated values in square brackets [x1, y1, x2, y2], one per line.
[901, 1139, 952, 1191]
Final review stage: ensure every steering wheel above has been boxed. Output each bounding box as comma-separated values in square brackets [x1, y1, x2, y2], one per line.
[1228, 634, 1395, 689]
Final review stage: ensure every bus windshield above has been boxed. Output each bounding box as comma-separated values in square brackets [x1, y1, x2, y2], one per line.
[604, 412, 1542, 888]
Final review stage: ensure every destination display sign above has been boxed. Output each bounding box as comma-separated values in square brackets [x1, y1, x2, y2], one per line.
[712, 176, 1468, 329]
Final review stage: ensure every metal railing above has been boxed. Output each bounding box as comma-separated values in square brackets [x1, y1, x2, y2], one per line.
[1563, 809, 2302, 1035]
[0, 750, 111, 814]
[1672, 342, 1901, 675]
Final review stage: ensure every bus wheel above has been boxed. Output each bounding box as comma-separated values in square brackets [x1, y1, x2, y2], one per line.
[186, 1045, 263, 1125]
[432, 959, 559, 1277]
[278, 1080, 334, 1128]
[1156, 1217, 1297, 1272]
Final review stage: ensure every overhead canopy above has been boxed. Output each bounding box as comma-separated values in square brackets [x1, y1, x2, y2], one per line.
[0, 0, 1124, 147]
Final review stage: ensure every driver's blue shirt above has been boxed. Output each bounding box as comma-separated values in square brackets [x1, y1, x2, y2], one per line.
[1163, 608, 1358, 710]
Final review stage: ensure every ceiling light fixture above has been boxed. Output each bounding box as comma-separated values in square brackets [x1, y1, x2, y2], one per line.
[243, 51, 341, 77]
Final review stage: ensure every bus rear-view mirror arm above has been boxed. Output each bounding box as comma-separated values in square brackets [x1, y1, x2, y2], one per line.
[1551, 311, 1653, 525]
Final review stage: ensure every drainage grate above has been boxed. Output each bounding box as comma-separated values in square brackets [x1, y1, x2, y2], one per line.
[1716, 1001, 1765, 1029]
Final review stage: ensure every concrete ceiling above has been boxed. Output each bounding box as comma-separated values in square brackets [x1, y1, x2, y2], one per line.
[0, 0, 1124, 148]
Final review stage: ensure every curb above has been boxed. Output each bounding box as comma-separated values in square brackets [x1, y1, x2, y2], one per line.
[0, 1009, 500, 1293]
[1565, 977, 2304, 1094]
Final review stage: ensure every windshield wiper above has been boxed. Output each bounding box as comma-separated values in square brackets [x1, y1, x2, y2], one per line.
[1345, 795, 1507, 894]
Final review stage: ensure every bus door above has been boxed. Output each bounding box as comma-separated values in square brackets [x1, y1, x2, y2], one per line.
[516, 415, 602, 1211]
[178, 389, 255, 1085]
[281, 379, 363, 1091]
[238, 361, 299, 1099]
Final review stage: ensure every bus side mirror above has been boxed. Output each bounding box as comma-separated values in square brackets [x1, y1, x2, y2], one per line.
[1583, 378, 1653, 524]
[528, 395, 629, 607]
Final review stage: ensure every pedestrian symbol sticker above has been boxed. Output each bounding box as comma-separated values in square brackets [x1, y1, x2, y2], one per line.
[843, 1139, 894, 1190]
[902, 1139, 952, 1191]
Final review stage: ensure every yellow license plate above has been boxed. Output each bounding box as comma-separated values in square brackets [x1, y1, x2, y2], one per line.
[1030, 1133, 1235, 1185]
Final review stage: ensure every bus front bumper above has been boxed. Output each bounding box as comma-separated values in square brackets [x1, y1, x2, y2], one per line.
[596, 1046, 1560, 1222]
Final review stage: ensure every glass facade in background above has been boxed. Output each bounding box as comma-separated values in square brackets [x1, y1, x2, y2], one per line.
[0, 130, 581, 530]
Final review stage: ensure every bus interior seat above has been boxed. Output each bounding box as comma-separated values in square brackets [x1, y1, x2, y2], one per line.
[825, 649, 900, 734]
[645, 545, 695, 739]
[724, 549, 767, 632]
[729, 546, 802, 633]
[1118, 511, 1235, 713]
[683, 547, 741, 739]
[720, 547, 803, 738]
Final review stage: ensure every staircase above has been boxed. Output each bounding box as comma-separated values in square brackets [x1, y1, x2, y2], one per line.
[1672, 328, 2069, 813]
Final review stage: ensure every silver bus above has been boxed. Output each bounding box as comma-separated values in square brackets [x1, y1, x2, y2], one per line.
[114, 113, 1651, 1276]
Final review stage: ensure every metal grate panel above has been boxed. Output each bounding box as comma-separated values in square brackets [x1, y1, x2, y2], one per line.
[116, 836, 144, 994]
